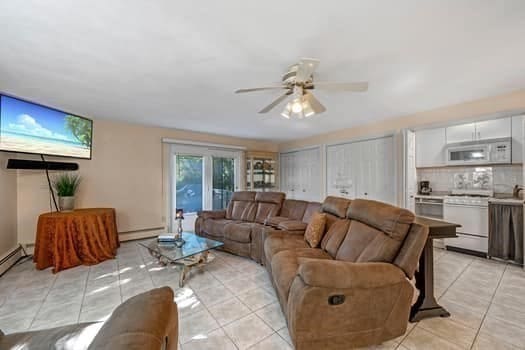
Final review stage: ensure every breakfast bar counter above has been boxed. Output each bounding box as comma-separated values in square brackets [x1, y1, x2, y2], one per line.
[410, 216, 460, 322]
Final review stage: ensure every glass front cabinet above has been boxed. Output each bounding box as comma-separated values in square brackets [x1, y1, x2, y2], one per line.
[245, 151, 278, 192]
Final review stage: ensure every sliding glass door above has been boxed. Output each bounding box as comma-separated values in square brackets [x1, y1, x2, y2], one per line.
[170, 145, 241, 232]
[212, 157, 235, 210]
[175, 155, 204, 214]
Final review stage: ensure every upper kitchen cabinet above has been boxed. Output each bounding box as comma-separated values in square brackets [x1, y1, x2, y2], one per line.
[415, 127, 446, 167]
[446, 118, 511, 143]
[475, 118, 511, 140]
[446, 123, 476, 144]
[512, 114, 524, 163]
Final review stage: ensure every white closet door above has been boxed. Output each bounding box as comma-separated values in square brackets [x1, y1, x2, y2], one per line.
[326, 144, 344, 197]
[356, 136, 395, 204]
[306, 148, 321, 201]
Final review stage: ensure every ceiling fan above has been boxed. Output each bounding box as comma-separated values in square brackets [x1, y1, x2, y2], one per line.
[235, 58, 368, 119]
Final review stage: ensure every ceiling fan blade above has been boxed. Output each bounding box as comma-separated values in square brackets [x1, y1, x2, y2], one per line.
[312, 81, 369, 92]
[304, 91, 326, 114]
[258, 91, 292, 113]
[235, 86, 287, 93]
[295, 58, 320, 83]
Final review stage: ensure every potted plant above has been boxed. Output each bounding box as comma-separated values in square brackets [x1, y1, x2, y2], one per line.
[52, 173, 81, 211]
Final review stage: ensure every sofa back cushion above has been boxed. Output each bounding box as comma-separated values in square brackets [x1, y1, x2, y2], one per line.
[226, 191, 256, 221]
[320, 196, 351, 218]
[334, 199, 415, 263]
[88, 287, 176, 350]
[320, 219, 351, 257]
[280, 199, 309, 220]
[346, 199, 414, 241]
[254, 192, 285, 224]
[302, 202, 321, 223]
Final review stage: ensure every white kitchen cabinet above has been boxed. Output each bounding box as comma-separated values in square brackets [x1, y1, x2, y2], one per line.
[446, 118, 511, 143]
[326, 135, 396, 205]
[415, 127, 446, 167]
[446, 123, 476, 143]
[512, 114, 524, 164]
[280, 147, 321, 201]
[475, 118, 511, 140]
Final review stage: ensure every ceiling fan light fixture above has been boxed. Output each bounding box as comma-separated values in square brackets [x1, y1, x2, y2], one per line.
[291, 99, 303, 113]
[281, 102, 292, 119]
[302, 99, 315, 117]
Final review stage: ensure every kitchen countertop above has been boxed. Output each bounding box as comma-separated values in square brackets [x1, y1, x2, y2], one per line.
[488, 197, 524, 205]
[416, 193, 524, 205]
[414, 193, 447, 199]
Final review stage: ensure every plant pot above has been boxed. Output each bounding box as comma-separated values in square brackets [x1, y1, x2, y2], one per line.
[59, 196, 75, 212]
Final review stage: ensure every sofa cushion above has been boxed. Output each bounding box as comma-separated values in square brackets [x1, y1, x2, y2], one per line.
[280, 199, 309, 220]
[88, 287, 176, 350]
[264, 232, 309, 265]
[304, 212, 327, 248]
[254, 192, 285, 224]
[346, 199, 414, 240]
[321, 196, 351, 218]
[271, 249, 332, 306]
[224, 222, 252, 243]
[230, 201, 256, 221]
[277, 220, 308, 231]
[226, 191, 256, 221]
[254, 202, 280, 224]
[335, 220, 404, 263]
[203, 219, 233, 237]
[320, 219, 351, 257]
[302, 202, 321, 223]
[266, 216, 290, 227]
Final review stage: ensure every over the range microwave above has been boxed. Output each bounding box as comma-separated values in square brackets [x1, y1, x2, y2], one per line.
[446, 138, 511, 165]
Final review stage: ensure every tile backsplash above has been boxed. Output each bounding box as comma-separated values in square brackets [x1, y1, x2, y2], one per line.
[417, 165, 523, 194]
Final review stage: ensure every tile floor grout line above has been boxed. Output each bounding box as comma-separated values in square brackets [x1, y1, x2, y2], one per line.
[436, 252, 475, 302]
[401, 252, 476, 349]
[77, 266, 93, 323]
[467, 261, 509, 350]
[28, 271, 58, 330]
[181, 279, 238, 349]
[394, 320, 418, 349]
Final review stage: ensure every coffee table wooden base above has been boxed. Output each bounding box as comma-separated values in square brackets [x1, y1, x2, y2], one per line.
[147, 248, 210, 287]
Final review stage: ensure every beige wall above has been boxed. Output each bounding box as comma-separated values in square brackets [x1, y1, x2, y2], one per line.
[16, 119, 277, 245]
[0, 153, 18, 257]
[279, 89, 525, 151]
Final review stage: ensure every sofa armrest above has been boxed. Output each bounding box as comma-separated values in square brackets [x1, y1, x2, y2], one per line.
[197, 210, 226, 220]
[298, 259, 407, 289]
[277, 220, 307, 232]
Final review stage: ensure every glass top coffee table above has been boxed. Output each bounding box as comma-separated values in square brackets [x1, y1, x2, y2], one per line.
[139, 232, 224, 287]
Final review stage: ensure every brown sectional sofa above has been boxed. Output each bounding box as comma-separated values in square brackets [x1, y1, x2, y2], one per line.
[196, 192, 429, 349]
[0, 287, 178, 350]
[265, 197, 429, 350]
[195, 191, 285, 260]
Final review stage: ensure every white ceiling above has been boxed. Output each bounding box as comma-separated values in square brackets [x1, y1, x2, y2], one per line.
[1, 1, 525, 142]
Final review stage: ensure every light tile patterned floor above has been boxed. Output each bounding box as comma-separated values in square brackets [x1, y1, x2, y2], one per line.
[1, 241, 525, 349]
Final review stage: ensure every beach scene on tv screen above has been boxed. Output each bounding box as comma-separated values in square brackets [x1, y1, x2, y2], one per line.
[0, 96, 92, 158]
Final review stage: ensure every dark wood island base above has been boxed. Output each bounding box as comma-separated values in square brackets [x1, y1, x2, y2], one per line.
[410, 216, 460, 322]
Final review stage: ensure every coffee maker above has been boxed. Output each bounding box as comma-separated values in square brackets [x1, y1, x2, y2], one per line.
[418, 181, 432, 195]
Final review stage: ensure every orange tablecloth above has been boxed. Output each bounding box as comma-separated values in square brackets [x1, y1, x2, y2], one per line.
[34, 208, 120, 273]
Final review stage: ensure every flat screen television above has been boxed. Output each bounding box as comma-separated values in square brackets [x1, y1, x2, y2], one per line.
[0, 94, 93, 159]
